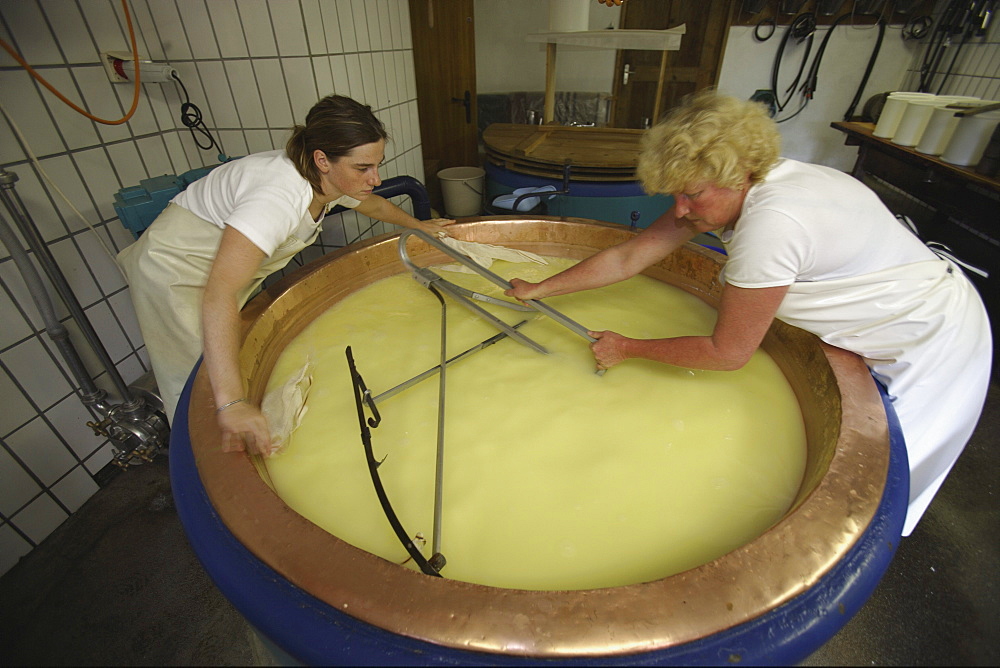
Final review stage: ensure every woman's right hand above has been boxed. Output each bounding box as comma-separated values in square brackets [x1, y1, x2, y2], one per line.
[217, 401, 272, 456]
[505, 277, 547, 301]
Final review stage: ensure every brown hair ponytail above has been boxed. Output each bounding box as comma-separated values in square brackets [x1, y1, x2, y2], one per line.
[285, 96, 389, 193]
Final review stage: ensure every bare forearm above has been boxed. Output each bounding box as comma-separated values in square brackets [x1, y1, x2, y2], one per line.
[354, 195, 453, 236]
[532, 246, 638, 298]
[589, 285, 789, 372]
[201, 294, 245, 406]
[622, 335, 749, 371]
[357, 195, 419, 227]
[515, 208, 697, 300]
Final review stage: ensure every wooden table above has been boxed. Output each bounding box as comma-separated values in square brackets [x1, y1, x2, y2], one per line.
[482, 123, 644, 181]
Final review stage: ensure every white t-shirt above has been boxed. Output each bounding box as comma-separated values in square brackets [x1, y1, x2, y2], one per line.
[172, 150, 360, 257]
[722, 158, 936, 288]
[719, 158, 992, 537]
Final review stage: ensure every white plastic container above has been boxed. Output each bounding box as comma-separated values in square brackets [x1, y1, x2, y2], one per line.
[873, 92, 936, 139]
[915, 95, 983, 155]
[915, 97, 981, 156]
[916, 105, 962, 156]
[892, 97, 941, 147]
[941, 108, 1000, 167]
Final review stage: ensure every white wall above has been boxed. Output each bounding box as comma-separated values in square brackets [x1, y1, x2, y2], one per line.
[0, 0, 422, 577]
[717, 23, 923, 171]
[475, 0, 622, 94]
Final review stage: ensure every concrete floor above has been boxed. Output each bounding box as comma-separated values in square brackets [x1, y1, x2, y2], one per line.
[1, 378, 997, 666]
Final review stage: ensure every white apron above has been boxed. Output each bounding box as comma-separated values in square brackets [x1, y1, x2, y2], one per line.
[117, 203, 321, 422]
[775, 258, 992, 536]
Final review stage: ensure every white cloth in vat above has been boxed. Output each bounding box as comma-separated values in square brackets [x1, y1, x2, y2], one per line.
[260, 361, 313, 456]
[438, 236, 548, 274]
[722, 159, 992, 537]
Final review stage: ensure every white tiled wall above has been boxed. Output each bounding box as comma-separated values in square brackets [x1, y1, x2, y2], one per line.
[0, 0, 423, 577]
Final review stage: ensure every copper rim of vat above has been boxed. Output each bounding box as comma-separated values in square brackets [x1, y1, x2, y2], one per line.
[187, 218, 889, 658]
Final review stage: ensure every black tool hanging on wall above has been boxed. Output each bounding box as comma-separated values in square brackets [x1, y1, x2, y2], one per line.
[918, 0, 997, 93]
[767, 8, 887, 123]
[769, 12, 817, 120]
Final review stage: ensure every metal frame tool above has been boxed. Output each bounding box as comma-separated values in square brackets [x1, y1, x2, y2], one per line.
[348, 230, 605, 578]
[397, 229, 601, 356]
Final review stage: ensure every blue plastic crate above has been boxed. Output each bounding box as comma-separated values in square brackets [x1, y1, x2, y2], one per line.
[113, 175, 182, 239]
[113, 163, 229, 239]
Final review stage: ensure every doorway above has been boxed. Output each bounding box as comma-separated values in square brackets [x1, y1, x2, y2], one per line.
[610, 0, 734, 128]
[408, 0, 479, 214]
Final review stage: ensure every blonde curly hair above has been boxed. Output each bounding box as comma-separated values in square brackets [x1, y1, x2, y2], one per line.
[637, 90, 781, 195]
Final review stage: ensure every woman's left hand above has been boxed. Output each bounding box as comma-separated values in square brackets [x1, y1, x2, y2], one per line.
[588, 330, 631, 369]
[418, 218, 456, 237]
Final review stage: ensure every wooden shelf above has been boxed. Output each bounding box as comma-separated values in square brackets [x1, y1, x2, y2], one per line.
[831, 121, 1000, 195]
[525, 26, 685, 50]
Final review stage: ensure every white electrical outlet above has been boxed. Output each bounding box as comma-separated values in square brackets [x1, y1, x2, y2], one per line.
[100, 51, 177, 84]
[101, 51, 134, 82]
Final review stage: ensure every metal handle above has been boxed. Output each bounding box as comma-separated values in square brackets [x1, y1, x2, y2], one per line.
[450, 90, 472, 124]
[953, 101, 1000, 117]
[622, 64, 634, 86]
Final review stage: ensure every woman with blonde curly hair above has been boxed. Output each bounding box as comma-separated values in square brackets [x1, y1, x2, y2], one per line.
[506, 89, 991, 536]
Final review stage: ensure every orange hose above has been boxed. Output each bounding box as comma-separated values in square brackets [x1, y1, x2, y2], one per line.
[0, 0, 141, 125]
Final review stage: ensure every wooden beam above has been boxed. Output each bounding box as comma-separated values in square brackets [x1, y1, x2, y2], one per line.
[652, 49, 669, 125]
[544, 43, 557, 123]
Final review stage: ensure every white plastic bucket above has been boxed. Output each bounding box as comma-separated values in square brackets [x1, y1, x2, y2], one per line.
[437, 166, 485, 217]
[941, 107, 1000, 167]
[916, 105, 963, 156]
[892, 97, 940, 147]
[915, 97, 982, 156]
[873, 92, 936, 139]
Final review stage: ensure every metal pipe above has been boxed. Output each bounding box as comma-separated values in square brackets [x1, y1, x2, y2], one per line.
[430, 284, 447, 559]
[328, 175, 433, 221]
[0, 168, 168, 467]
[0, 208, 104, 402]
[0, 169, 135, 403]
[371, 321, 528, 404]
[512, 164, 572, 211]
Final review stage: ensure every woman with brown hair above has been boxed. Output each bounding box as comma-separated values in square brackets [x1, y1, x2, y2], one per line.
[118, 95, 451, 454]
[506, 90, 992, 537]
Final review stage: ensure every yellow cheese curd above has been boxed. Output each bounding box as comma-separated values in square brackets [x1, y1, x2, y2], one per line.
[262, 258, 806, 591]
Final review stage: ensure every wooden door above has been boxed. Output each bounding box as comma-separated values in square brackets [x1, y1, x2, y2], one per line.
[408, 0, 479, 213]
[610, 0, 734, 129]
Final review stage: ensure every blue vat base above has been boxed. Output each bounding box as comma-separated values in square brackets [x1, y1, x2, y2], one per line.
[171, 361, 907, 666]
